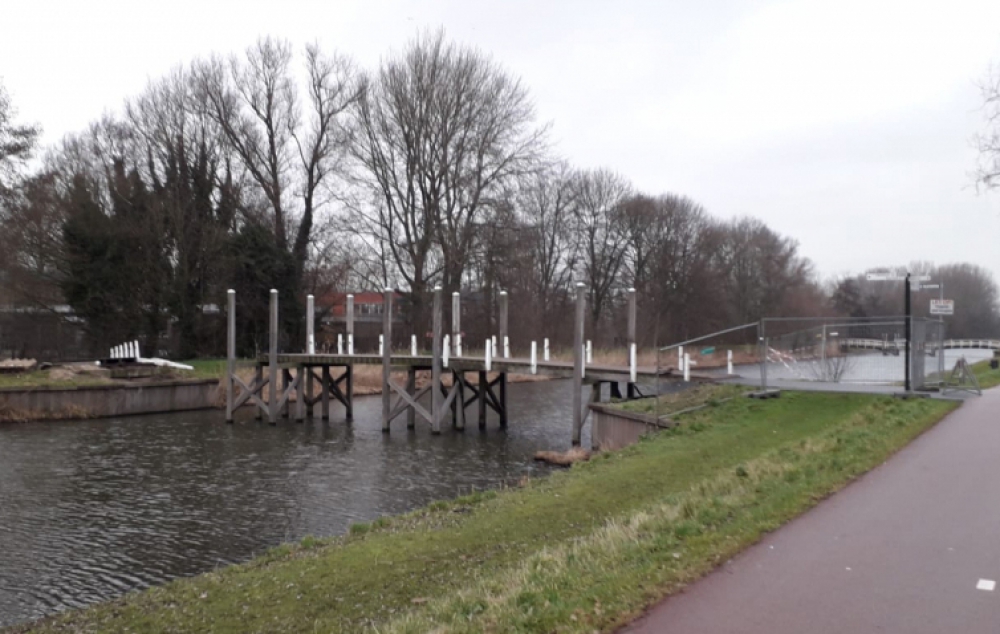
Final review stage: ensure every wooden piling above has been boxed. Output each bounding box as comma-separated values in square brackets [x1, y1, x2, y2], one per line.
[381, 288, 393, 433]
[268, 289, 278, 425]
[321, 365, 331, 420]
[225, 289, 235, 423]
[406, 366, 416, 429]
[572, 282, 585, 446]
[455, 372, 465, 430]
[432, 286, 443, 434]
[254, 363, 263, 421]
[627, 287, 637, 398]
[499, 290, 508, 358]
[295, 365, 305, 422]
[452, 291, 461, 357]
[346, 294, 355, 355]
[478, 370, 488, 429]
[345, 365, 353, 421]
[306, 294, 315, 354]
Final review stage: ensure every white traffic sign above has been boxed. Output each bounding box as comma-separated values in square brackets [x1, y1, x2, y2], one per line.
[930, 299, 954, 316]
[866, 273, 905, 281]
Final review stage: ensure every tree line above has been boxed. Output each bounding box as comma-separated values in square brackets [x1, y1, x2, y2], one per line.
[1, 30, 999, 359]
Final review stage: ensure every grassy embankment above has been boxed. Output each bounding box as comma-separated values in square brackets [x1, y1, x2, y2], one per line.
[971, 358, 1000, 389]
[11, 390, 956, 634]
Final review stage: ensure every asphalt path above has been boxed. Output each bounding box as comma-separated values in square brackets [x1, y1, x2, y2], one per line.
[622, 388, 1000, 633]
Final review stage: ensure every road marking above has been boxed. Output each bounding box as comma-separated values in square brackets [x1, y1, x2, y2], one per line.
[977, 579, 995, 591]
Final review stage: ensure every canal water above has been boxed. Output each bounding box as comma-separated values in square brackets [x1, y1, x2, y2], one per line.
[0, 379, 589, 627]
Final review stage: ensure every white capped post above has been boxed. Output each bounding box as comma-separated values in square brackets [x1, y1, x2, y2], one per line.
[530, 341, 537, 375]
[306, 294, 315, 354]
[452, 291, 461, 357]
[411, 334, 417, 357]
[348, 333, 354, 356]
[586, 340, 592, 364]
[443, 335, 450, 368]
[504, 336, 510, 359]
[727, 350, 733, 375]
[456, 334, 462, 358]
[379, 334, 384, 356]
[678, 346, 683, 370]
[492, 335, 497, 355]
[337, 334, 343, 355]
[133, 341, 140, 358]
[485, 338, 493, 371]
[544, 338, 550, 361]
[630, 342, 637, 383]
[346, 293, 354, 355]
[684, 353, 691, 382]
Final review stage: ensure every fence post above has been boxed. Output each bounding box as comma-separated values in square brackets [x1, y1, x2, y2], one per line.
[544, 338, 549, 361]
[683, 353, 690, 382]
[627, 287, 637, 397]
[572, 282, 585, 446]
[727, 349, 733, 375]
[485, 338, 492, 372]
[381, 288, 393, 432]
[411, 334, 417, 357]
[531, 341, 537, 375]
[226, 289, 235, 423]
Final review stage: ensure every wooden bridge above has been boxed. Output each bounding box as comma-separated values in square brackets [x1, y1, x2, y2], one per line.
[224, 284, 701, 445]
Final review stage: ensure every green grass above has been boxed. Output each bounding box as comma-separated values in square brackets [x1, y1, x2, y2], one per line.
[176, 358, 229, 380]
[0, 370, 113, 389]
[971, 359, 1000, 389]
[9, 392, 956, 634]
[614, 384, 747, 417]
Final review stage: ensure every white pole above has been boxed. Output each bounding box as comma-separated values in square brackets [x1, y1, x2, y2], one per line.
[379, 334, 384, 356]
[443, 335, 450, 368]
[485, 338, 492, 371]
[109, 347, 114, 359]
[581, 345, 586, 378]
[530, 341, 537, 375]
[630, 342, 637, 383]
[456, 333, 462, 358]
[504, 336, 510, 359]
[684, 353, 691, 382]
[544, 337, 550, 361]
[134, 340, 140, 358]
[492, 335, 497, 355]
[306, 294, 315, 354]
[586, 340, 592, 364]
[678, 346, 683, 370]
[348, 333, 354, 356]
[337, 334, 343, 355]
[727, 349, 733, 375]
[411, 334, 417, 356]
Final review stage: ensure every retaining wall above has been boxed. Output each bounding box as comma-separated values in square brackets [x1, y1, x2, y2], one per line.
[589, 403, 673, 451]
[0, 379, 220, 421]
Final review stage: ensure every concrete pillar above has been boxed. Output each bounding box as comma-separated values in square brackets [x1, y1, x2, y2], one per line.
[306, 294, 315, 354]
[572, 282, 585, 446]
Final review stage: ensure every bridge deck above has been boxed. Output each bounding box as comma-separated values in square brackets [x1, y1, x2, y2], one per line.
[267, 353, 695, 383]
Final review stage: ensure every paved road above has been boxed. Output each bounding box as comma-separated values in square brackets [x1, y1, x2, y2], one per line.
[622, 388, 1000, 634]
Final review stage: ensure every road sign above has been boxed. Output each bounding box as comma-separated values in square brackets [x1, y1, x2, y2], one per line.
[866, 273, 905, 281]
[915, 283, 939, 290]
[930, 299, 954, 316]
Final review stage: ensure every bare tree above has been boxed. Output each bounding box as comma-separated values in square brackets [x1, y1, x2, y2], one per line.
[515, 162, 577, 323]
[194, 38, 360, 277]
[349, 29, 547, 332]
[975, 63, 1000, 191]
[0, 81, 40, 194]
[570, 168, 632, 331]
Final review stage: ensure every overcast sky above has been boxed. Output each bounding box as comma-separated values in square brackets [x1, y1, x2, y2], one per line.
[3, 0, 999, 286]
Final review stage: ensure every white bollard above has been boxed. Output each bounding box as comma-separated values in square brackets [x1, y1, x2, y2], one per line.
[678, 346, 683, 370]
[530, 341, 537, 375]
[109, 347, 114, 359]
[411, 334, 417, 356]
[308, 333, 315, 355]
[348, 333, 354, 356]
[504, 336, 510, 359]
[492, 335, 497, 355]
[443, 335, 450, 368]
[456, 333, 462, 358]
[134, 340, 140, 358]
[684, 353, 691, 382]
[338, 334, 343, 355]
[727, 350, 733, 375]
[586, 340, 592, 364]
[630, 343, 637, 383]
[379, 334, 384, 356]
[544, 337, 550, 361]
[485, 339, 492, 371]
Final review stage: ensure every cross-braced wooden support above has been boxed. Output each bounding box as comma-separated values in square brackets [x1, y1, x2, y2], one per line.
[298, 365, 353, 421]
[460, 370, 508, 429]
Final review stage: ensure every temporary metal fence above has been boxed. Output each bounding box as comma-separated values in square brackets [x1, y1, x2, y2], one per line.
[656, 316, 948, 395]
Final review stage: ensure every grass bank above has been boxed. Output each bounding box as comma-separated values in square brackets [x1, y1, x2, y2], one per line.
[11, 392, 955, 633]
[971, 358, 1000, 389]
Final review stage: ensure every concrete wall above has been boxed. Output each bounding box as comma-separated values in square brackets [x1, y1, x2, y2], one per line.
[0, 379, 220, 422]
[590, 404, 673, 451]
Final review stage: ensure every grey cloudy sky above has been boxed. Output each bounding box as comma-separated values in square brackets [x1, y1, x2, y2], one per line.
[3, 0, 999, 285]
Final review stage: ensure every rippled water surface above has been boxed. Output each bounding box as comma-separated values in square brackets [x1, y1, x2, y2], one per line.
[0, 380, 591, 627]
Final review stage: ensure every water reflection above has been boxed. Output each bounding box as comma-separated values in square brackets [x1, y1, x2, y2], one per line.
[0, 379, 589, 627]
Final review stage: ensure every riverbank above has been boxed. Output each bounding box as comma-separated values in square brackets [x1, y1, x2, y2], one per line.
[10, 390, 956, 633]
